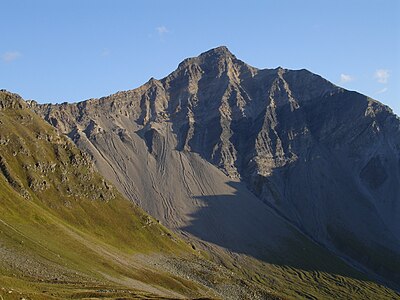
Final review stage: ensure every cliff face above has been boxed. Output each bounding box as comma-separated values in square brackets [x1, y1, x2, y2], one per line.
[30, 46, 400, 287]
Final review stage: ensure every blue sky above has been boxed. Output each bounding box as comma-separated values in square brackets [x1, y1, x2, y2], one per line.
[1, 1, 399, 115]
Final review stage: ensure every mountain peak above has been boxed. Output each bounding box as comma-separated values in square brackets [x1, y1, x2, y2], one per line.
[175, 46, 242, 74]
[197, 46, 237, 64]
[199, 45, 234, 57]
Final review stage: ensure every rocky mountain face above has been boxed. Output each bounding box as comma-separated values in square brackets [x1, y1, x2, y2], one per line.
[29, 47, 400, 293]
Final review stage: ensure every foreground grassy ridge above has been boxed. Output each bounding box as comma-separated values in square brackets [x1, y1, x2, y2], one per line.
[0, 178, 203, 293]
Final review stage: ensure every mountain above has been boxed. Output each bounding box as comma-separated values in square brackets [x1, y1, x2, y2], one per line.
[3, 91, 384, 300]
[21, 46, 400, 298]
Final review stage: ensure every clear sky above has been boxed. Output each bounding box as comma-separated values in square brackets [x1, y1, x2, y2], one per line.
[1, 1, 399, 115]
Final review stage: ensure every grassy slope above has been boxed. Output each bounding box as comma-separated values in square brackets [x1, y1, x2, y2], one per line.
[239, 236, 400, 299]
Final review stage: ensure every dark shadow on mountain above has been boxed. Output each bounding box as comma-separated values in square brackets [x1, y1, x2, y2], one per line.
[180, 180, 400, 292]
